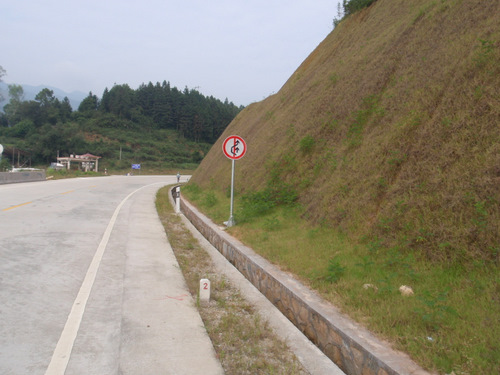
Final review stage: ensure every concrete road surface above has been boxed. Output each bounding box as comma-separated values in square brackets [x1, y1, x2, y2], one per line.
[0, 175, 223, 375]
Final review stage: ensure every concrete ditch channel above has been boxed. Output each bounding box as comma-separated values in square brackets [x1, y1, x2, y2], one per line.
[172, 186, 431, 375]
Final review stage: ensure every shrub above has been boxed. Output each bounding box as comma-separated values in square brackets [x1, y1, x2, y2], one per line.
[325, 258, 346, 283]
[202, 191, 218, 208]
[299, 135, 315, 154]
[239, 183, 298, 221]
[343, 0, 378, 16]
[334, 0, 378, 26]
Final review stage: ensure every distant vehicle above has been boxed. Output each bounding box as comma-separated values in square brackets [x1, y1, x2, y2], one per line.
[48, 162, 64, 170]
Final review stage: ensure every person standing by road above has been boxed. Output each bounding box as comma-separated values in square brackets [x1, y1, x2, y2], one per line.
[176, 172, 180, 183]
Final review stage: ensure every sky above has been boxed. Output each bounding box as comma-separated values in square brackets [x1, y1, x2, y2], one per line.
[1, 1, 340, 106]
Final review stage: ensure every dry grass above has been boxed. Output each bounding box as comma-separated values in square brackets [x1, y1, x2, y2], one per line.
[155, 187, 307, 375]
[191, 0, 499, 264]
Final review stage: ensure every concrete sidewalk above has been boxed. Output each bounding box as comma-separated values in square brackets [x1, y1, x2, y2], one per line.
[65, 183, 224, 374]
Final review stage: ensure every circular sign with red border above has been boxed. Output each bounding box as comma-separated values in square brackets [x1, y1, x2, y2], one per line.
[222, 135, 247, 160]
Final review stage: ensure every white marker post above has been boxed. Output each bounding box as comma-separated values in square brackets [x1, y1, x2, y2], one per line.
[199, 279, 210, 304]
[222, 135, 247, 227]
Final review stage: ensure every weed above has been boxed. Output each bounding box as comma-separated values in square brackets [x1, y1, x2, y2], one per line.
[263, 216, 281, 231]
[355, 255, 374, 272]
[413, 8, 426, 24]
[329, 73, 339, 85]
[325, 148, 338, 170]
[376, 270, 397, 294]
[264, 111, 275, 122]
[367, 237, 383, 254]
[313, 160, 323, 177]
[299, 178, 312, 189]
[472, 199, 488, 230]
[339, 184, 351, 196]
[384, 247, 406, 269]
[202, 191, 218, 208]
[474, 39, 495, 67]
[183, 183, 202, 201]
[377, 177, 388, 189]
[299, 135, 315, 154]
[387, 150, 407, 167]
[473, 85, 484, 100]
[377, 216, 394, 232]
[307, 227, 320, 238]
[414, 289, 457, 331]
[347, 94, 384, 147]
[240, 190, 275, 219]
[325, 258, 346, 283]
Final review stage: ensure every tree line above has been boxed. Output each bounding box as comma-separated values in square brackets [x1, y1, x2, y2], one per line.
[0, 67, 243, 167]
[78, 81, 243, 143]
[1, 81, 242, 144]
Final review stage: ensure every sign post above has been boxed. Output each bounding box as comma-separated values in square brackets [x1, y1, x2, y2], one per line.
[222, 135, 247, 227]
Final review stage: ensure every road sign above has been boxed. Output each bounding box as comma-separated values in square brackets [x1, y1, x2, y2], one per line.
[222, 135, 247, 227]
[131, 164, 141, 170]
[222, 135, 247, 160]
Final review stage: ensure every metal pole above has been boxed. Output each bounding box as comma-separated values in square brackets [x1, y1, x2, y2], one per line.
[227, 159, 236, 227]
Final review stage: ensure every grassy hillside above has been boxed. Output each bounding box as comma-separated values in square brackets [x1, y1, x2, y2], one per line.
[192, 0, 499, 264]
[188, 0, 499, 373]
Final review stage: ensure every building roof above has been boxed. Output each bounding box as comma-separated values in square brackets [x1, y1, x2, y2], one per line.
[57, 153, 101, 160]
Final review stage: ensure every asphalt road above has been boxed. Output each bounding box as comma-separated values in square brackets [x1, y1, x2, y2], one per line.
[0, 175, 223, 375]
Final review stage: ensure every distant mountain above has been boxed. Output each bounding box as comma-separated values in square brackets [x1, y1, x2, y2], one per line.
[0, 82, 87, 112]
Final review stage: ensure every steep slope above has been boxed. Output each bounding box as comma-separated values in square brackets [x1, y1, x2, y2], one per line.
[191, 0, 499, 264]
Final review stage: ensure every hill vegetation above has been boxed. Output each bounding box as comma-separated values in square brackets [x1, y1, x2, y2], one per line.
[192, 0, 499, 265]
[186, 0, 499, 373]
[0, 78, 242, 172]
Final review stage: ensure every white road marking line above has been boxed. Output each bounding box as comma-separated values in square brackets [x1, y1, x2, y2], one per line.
[44, 182, 165, 375]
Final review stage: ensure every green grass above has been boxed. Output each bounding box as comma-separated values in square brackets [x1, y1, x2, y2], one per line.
[181, 185, 500, 375]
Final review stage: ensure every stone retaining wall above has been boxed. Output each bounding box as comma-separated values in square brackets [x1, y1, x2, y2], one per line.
[0, 171, 46, 185]
[178, 193, 431, 375]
